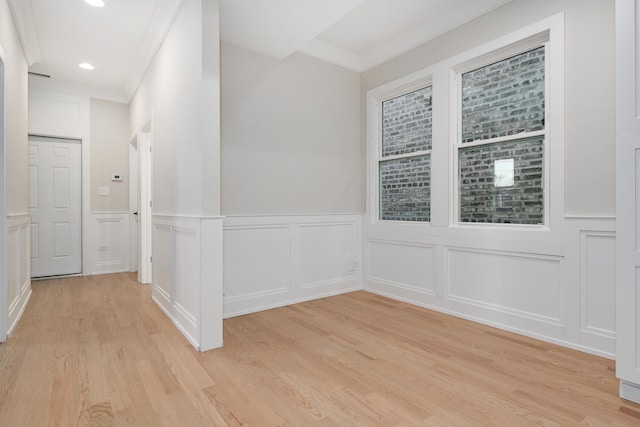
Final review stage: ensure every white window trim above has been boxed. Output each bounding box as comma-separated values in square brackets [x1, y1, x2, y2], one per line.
[452, 38, 550, 228]
[446, 15, 564, 234]
[366, 13, 564, 239]
[368, 75, 434, 225]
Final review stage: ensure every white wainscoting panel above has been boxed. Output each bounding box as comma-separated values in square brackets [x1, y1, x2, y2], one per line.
[565, 217, 617, 356]
[153, 223, 173, 301]
[223, 215, 361, 317]
[446, 248, 562, 322]
[367, 240, 436, 295]
[90, 213, 130, 275]
[581, 232, 616, 335]
[152, 215, 223, 351]
[223, 226, 289, 299]
[364, 216, 617, 358]
[6, 215, 31, 338]
[173, 226, 200, 326]
[295, 222, 359, 288]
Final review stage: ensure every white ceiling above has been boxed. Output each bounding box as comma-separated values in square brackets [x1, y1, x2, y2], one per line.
[10, 0, 511, 102]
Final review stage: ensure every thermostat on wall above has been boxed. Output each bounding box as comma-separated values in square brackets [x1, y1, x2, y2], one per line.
[111, 173, 123, 182]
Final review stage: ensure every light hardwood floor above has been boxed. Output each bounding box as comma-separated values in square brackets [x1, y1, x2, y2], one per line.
[0, 273, 639, 426]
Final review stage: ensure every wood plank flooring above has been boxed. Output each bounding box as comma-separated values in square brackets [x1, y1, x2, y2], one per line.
[1, 273, 639, 426]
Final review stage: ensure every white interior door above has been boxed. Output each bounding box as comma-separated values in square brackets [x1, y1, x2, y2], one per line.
[29, 136, 82, 278]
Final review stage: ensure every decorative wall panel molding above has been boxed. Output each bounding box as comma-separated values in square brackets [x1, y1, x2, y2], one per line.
[6, 214, 31, 338]
[152, 215, 223, 351]
[364, 216, 616, 358]
[90, 213, 129, 275]
[223, 215, 361, 318]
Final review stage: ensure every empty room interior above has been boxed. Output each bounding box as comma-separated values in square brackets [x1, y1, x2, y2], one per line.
[3, 0, 640, 425]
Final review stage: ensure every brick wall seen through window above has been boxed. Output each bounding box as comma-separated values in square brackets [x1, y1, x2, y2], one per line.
[379, 86, 432, 222]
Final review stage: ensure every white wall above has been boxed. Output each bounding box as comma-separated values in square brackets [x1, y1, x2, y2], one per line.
[130, 0, 220, 217]
[1, 0, 28, 215]
[221, 44, 362, 215]
[359, 1, 616, 358]
[130, 0, 222, 351]
[1, 0, 30, 340]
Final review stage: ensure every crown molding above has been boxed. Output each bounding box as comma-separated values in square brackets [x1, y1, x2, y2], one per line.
[123, 0, 185, 101]
[7, 0, 42, 66]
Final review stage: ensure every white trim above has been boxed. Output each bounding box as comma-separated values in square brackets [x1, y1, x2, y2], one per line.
[0, 44, 5, 340]
[123, 0, 186, 101]
[6, 0, 41, 66]
[615, 0, 640, 394]
[366, 14, 564, 233]
[90, 213, 130, 275]
[369, 78, 434, 225]
[223, 214, 362, 318]
[451, 37, 551, 227]
[456, 130, 546, 149]
[365, 286, 614, 360]
[5, 215, 31, 339]
[378, 149, 432, 163]
[620, 380, 640, 405]
[451, 31, 550, 75]
[152, 214, 223, 351]
[138, 127, 153, 284]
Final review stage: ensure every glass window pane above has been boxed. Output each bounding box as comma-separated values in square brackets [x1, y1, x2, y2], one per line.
[380, 155, 430, 222]
[382, 86, 432, 156]
[461, 46, 545, 143]
[459, 137, 543, 224]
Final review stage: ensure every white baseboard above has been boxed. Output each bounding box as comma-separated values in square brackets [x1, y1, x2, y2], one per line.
[363, 216, 616, 358]
[620, 380, 640, 404]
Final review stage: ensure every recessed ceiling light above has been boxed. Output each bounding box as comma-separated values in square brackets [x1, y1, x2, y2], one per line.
[84, 0, 105, 7]
[79, 63, 95, 70]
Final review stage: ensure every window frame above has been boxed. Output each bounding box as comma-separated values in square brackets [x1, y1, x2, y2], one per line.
[370, 76, 434, 224]
[451, 33, 552, 229]
[365, 14, 564, 236]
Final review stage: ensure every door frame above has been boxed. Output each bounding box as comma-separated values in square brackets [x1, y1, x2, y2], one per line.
[129, 135, 139, 277]
[138, 122, 152, 284]
[0, 45, 6, 340]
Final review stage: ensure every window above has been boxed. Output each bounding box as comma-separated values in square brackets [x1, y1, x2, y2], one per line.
[378, 85, 432, 222]
[457, 46, 546, 224]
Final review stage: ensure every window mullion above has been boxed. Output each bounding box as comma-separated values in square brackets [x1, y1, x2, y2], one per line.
[378, 150, 432, 163]
[456, 129, 546, 149]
